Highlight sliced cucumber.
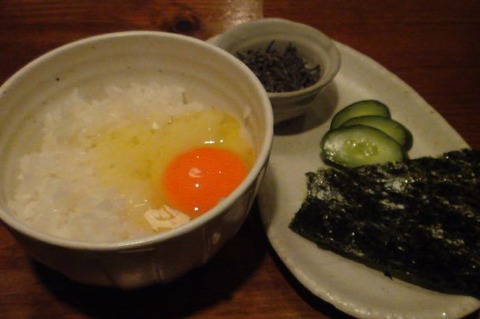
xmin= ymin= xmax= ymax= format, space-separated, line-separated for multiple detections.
xmin=321 ymin=125 xmax=405 ymax=168
xmin=341 ymin=116 xmax=413 ymax=150
xmin=330 ymin=100 xmax=391 ymax=129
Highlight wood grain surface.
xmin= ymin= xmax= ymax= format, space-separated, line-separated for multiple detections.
xmin=1 ymin=1 xmax=479 ymax=318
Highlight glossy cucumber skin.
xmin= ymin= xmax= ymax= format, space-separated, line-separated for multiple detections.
xmin=321 ymin=125 xmax=405 ymax=168
xmin=330 ymin=100 xmax=391 ymax=129
xmin=341 ymin=116 xmax=413 ymax=150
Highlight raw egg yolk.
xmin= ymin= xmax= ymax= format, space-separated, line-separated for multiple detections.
xmin=163 ymin=147 xmax=248 ymax=217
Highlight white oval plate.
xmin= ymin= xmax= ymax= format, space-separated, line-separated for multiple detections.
xmin=257 ymin=41 xmax=480 ymax=319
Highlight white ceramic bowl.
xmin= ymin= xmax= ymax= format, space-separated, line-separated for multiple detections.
xmin=209 ymin=18 xmax=341 ymax=124
xmin=0 ymin=31 xmax=273 ymax=289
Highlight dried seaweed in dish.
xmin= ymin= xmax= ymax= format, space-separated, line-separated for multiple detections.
xmin=289 ymin=149 xmax=480 ymax=298
xmin=236 ymin=41 xmax=320 ymax=93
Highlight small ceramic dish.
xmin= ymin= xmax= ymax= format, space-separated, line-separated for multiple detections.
xmin=209 ymin=18 xmax=341 ymax=124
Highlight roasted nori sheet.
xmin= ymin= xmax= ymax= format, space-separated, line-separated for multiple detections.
xmin=289 ymin=149 xmax=480 ymax=298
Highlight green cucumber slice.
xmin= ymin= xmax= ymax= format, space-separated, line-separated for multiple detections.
xmin=330 ymin=100 xmax=391 ymax=129
xmin=321 ymin=125 xmax=405 ymax=168
xmin=341 ymin=116 xmax=413 ymax=150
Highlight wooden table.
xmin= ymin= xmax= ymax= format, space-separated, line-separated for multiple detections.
xmin=1 ymin=1 xmax=479 ymax=318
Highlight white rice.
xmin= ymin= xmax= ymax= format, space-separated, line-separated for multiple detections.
xmin=8 ymin=83 xmax=207 ymax=243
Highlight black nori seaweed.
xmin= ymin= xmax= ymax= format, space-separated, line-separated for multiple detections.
xmin=289 ymin=149 xmax=480 ymax=298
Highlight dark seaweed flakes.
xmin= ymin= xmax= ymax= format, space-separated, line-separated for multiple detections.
xmin=236 ymin=41 xmax=320 ymax=93
xmin=289 ymin=149 xmax=480 ymax=298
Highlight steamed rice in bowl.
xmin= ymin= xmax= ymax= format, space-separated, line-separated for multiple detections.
xmin=8 ymin=82 xmax=256 ymax=243
xmin=0 ymin=31 xmax=273 ymax=287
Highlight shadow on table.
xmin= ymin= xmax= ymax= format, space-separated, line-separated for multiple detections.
xmin=28 ymin=204 xmax=480 ymax=319
xmin=30 ymin=207 xmax=267 ymax=319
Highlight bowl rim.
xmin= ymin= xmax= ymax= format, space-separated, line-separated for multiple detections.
xmin=0 ymin=30 xmax=274 ymax=251
xmin=208 ymin=18 xmax=342 ymax=99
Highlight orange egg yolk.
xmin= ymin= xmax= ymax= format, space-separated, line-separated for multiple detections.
xmin=163 ymin=147 xmax=248 ymax=218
